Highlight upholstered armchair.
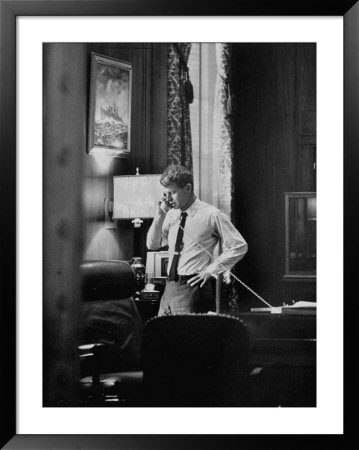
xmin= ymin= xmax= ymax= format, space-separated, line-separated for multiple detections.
xmin=141 ymin=313 xmax=250 ymax=407
xmin=78 ymin=260 xmax=144 ymax=406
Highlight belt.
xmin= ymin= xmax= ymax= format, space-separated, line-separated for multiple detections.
xmin=167 ymin=274 xmax=196 ymax=283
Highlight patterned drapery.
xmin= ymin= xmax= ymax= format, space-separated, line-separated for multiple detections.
xmin=215 ymin=43 xmax=233 ymax=218
xmin=172 ymin=43 xmax=239 ymax=314
xmin=214 ymin=43 xmax=241 ymax=315
xmin=167 ymin=43 xmax=193 ymax=170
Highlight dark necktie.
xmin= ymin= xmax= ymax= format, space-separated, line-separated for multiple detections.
xmin=168 ymin=211 xmax=187 ymax=281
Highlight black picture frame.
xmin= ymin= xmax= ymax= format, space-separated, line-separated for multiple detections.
xmin=1 ymin=0 xmax=356 ymax=448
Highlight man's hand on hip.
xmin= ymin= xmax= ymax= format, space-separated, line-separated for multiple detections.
xmin=187 ymin=271 xmax=212 ymax=288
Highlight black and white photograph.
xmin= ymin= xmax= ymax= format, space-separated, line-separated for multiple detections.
xmin=43 ymin=41 xmax=317 ymax=409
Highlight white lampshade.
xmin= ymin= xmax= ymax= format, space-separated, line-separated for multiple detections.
xmin=113 ymin=174 xmax=163 ymax=219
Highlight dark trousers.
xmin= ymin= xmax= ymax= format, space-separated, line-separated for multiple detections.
xmin=158 ymin=278 xmax=216 ymax=315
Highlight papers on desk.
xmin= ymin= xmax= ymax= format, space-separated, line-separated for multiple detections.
xmin=251 ymin=301 xmax=316 ymax=315
xmin=281 ymin=301 xmax=316 ymax=308
xmin=281 ymin=301 xmax=316 ymax=315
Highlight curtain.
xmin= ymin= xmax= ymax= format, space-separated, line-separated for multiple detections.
xmin=216 ymin=43 xmax=241 ymax=314
xmin=214 ymin=43 xmax=233 ymax=218
xmin=189 ymin=43 xmax=239 ymax=314
xmin=167 ymin=43 xmax=193 ymax=170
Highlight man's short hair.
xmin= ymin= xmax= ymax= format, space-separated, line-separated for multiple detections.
xmin=160 ymin=164 xmax=194 ymax=189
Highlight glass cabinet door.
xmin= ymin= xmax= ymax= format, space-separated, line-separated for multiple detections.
xmin=285 ymin=192 xmax=316 ymax=276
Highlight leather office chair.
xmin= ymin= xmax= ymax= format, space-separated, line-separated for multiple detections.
xmin=79 ymin=260 xmax=144 ymax=406
xmin=141 ymin=313 xmax=250 ymax=407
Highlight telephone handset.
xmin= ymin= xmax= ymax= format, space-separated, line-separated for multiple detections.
xmin=160 ymin=193 xmax=175 ymax=213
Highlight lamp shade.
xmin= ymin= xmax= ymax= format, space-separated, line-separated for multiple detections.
xmin=113 ymin=174 xmax=163 ymax=219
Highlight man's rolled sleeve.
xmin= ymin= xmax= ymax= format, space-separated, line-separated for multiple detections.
xmin=206 ymin=211 xmax=248 ymax=277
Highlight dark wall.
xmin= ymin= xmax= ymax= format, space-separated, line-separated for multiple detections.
xmin=80 ymin=43 xmax=168 ymax=262
xmin=231 ymin=43 xmax=316 ymax=307
xmin=44 ymin=43 xmax=167 ymax=265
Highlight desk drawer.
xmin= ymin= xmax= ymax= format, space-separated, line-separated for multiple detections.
xmin=237 ymin=312 xmax=316 ymax=339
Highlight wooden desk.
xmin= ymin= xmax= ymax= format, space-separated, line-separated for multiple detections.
xmin=237 ymin=311 xmax=316 ymax=366
xmin=236 ymin=311 xmax=316 ymax=406
xmin=237 ymin=311 xmax=316 ymax=339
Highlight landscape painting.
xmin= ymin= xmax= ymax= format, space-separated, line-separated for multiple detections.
xmin=88 ymin=53 xmax=132 ymax=158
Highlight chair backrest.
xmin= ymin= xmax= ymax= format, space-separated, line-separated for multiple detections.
xmin=141 ymin=314 xmax=250 ymax=407
xmin=80 ymin=260 xmax=136 ymax=301
xmin=80 ymin=260 xmax=142 ymax=373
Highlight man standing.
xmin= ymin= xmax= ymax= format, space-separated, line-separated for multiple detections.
xmin=146 ymin=164 xmax=248 ymax=315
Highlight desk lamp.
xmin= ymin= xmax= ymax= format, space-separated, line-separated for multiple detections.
xmin=113 ymin=167 xmax=162 ymax=261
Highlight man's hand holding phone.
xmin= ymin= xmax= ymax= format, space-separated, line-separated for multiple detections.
xmin=158 ymin=197 xmax=173 ymax=214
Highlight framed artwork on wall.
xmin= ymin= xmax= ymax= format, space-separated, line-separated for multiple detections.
xmin=88 ymin=52 xmax=132 ymax=158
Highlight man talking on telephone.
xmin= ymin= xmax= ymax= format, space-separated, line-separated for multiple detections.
xmin=146 ymin=164 xmax=248 ymax=315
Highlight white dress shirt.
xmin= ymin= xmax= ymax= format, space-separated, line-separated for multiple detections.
xmin=148 ymin=198 xmax=248 ymax=278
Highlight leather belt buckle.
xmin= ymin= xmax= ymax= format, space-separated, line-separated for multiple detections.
xmin=178 ymin=274 xmax=195 ymax=283
xmin=167 ymin=274 xmax=196 ymax=283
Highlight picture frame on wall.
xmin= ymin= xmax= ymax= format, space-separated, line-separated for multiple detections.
xmin=88 ymin=52 xmax=132 ymax=158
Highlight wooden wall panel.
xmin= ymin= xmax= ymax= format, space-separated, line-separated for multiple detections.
xmin=82 ymin=43 xmax=168 ymax=262
xmin=150 ymin=44 xmax=168 ymax=174
xmin=231 ymin=44 xmax=316 ymax=307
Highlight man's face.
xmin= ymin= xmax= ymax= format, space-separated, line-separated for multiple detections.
xmin=162 ymin=183 xmax=192 ymax=210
